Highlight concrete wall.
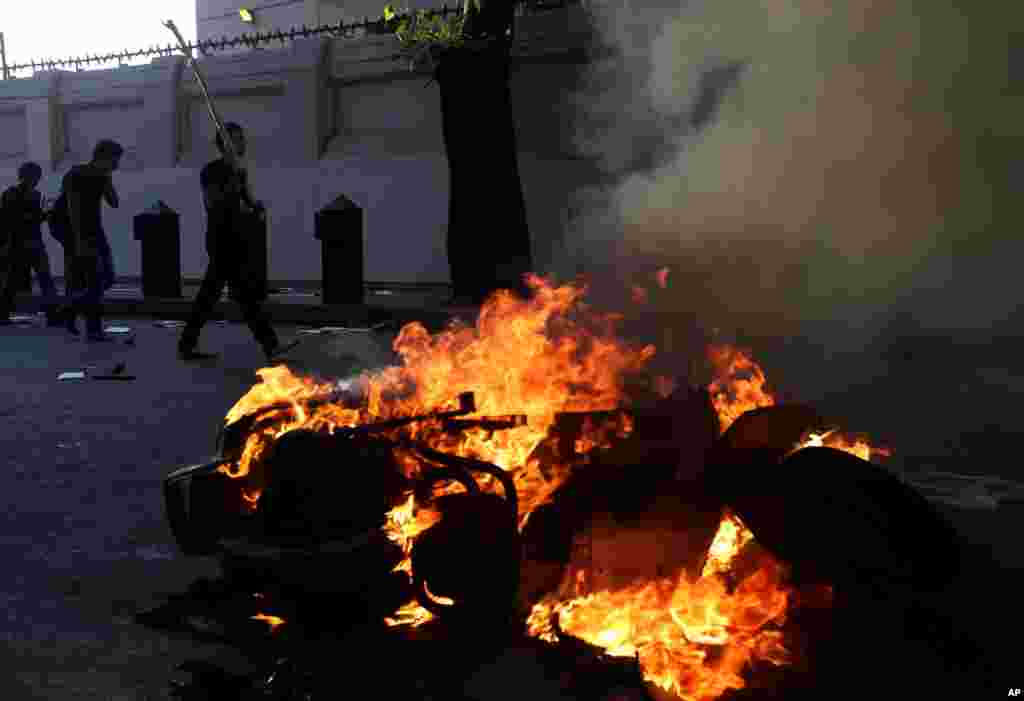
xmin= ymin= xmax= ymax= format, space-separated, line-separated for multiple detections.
xmin=197 ymin=0 xmax=313 ymax=49
xmin=0 ymin=6 xmax=603 ymax=286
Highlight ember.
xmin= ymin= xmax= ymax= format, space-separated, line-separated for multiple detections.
xmin=527 ymin=511 xmax=791 ymax=700
xmin=251 ymin=612 xmax=286 ymax=632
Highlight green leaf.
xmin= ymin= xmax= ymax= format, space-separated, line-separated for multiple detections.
xmin=383 ymin=4 xmax=397 ymax=22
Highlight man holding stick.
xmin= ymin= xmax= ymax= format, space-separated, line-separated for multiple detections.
xmin=162 ymin=20 xmax=297 ymax=364
xmin=177 ymin=122 xmax=299 ymax=363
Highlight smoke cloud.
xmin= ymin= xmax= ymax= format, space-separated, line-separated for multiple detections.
xmin=564 ymin=0 xmax=1021 ymax=341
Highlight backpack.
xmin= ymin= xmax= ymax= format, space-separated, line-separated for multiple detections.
xmin=48 ymin=191 xmax=70 ymax=245
xmin=0 ymin=185 xmax=19 ymax=251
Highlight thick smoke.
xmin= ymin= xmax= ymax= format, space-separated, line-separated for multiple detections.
xmin=564 ymin=0 xmax=1020 ymax=342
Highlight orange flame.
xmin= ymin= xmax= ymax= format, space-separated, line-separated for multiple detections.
xmin=527 ymin=512 xmax=791 ymax=700
xmin=706 ymin=345 xmax=776 ymax=434
xmin=384 ymin=600 xmax=436 ymax=628
xmin=706 ymin=345 xmax=890 ymax=462
xmin=251 ymin=613 xmax=286 ymax=632
xmin=700 ymin=511 xmax=755 ymax=579
xmin=222 ymin=276 xmax=657 ymax=517
xmin=221 ymin=277 xmax=661 ymax=625
xmin=217 ymin=280 xmax=886 ymax=683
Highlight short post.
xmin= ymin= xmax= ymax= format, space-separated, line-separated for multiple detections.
xmin=314 ymin=194 xmax=364 ymax=305
xmin=133 ymin=202 xmax=183 ymax=298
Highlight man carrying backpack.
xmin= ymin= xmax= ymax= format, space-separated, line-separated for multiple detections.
xmin=0 ymin=162 xmax=61 ymax=326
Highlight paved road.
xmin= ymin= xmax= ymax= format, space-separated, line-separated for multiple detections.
xmin=1 ymin=315 xmax=1021 ymax=697
xmin=0 ymin=318 xmax=396 ymax=699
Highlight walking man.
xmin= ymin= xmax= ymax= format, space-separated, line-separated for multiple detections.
xmin=178 ymin=122 xmax=298 ymax=363
xmin=0 ymin=162 xmax=61 ymax=325
xmin=60 ymin=139 xmax=123 ymax=341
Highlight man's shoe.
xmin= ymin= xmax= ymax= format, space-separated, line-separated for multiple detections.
xmin=45 ymin=308 xmax=67 ymax=327
xmin=179 ymin=347 xmax=220 ymax=362
xmin=264 ymin=339 xmax=301 ymax=364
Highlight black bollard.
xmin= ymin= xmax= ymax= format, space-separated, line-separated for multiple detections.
xmin=133 ymin=202 xmax=182 ymax=298
xmin=314 ymin=194 xmax=364 ymax=305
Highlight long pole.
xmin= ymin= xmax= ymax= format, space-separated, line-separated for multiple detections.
xmin=162 ymin=20 xmax=239 ymax=167
xmin=0 ymin=32 xmax=9 ymax=80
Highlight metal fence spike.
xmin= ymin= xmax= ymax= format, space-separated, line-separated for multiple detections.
xmin=14 ymin=0 xmax=567 ymax=69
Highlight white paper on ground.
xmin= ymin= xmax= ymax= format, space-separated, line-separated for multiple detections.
xmin=104 ymin=326 xmax=133 ymax=334
xmin=58 ymin=372 xmax=87 ymax=381
xmin=154 ymin=320 xmax=186 ymax=328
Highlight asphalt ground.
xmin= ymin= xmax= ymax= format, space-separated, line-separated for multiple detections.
xmin=0 ymin=318 xmax=398 ymax=699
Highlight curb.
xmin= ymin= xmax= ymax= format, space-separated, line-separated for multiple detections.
xmin=13 ymin=293 xmax=479 ymax=332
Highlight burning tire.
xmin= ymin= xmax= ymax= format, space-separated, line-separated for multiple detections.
xmin=711 ymin=446 xmax=1000 ymax=695
xmin=707 ymin=403 xmax=824 ymax=469
xmin=164 ymin=460 xmax=251 ymax=556
xmin=408 ymin=456 xmax=521 ymax=625
xmin=411 ymin=493 xmax=521 ymax=618
xmin=720 ymin=446 xmax=966 ymax=592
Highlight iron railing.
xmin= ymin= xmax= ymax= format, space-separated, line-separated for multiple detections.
xmin=2 ymin=1 xmax=581 ymax=77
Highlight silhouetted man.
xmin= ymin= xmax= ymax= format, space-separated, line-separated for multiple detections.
xmin=59 ymin=139 xmax=123 ymax=341
xmin=0 ymin=162 xmax=60 ymax=325
xmin=178 ymin=122 xmax=298 ymax=363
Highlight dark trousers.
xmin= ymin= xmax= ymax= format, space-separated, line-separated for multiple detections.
xmin=179 ymin=250 xmax=278 ymax=353
xmin=66 ymin=235 xmax=114 ymax=335
xmin=1 ymin=239 xmax=59 ymax=318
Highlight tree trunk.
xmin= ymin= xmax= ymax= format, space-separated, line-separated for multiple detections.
xmin=436 ymin=42 xmax=533 ymax=302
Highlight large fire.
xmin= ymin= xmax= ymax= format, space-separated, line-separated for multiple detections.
xmin=222 ymin=275 xmax=657 ymax=511
xmin=219 ymin=275 xmax=887 ymax=699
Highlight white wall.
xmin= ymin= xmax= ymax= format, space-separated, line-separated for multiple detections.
xmin=0 ymin=5 xmax=601 ymax=286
